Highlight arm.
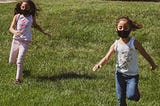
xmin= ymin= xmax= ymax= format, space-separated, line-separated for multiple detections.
xmin=32 ymin=16 xmax=51 ymax=38
xmin=9 ymin=15 xmax=22 ymax=36
xmin=134 ymin=39 xmax=157 ymax=70
xmin=92 ymin=43 xmax=115 ymax=71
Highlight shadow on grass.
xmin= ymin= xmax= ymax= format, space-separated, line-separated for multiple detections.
xmin=35 ymin=72 xmax=96 ymax=82
xmin=23 ymin=70 xmax=31 ymax=78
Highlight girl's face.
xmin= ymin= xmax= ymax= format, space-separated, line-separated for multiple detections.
xmin=117 ymin=20 xmax=130 ymax=31
xmin=116 ymin=19 xmax=131 ymax=38
xmin=20 ymin=2 xmax=30 ymax=10
xmin=20 ymin=2 xmax=31 ymax=16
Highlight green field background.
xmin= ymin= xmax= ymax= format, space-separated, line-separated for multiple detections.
xmin=0 ymin=0 xmax=160 ymax=106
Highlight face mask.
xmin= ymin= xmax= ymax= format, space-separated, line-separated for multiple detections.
xmin=117 ymin=30 xmax=131 ymax=38
xmin=20 ymin=9 xmax=31 ymax=15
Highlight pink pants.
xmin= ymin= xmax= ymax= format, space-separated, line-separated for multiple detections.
xmin=9 ymin=39 xmax=29 ymax=80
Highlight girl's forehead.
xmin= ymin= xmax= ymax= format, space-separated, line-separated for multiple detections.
xmin=21 ymin=2 xmax=30 ymax=9
xmin=118 ymin=20 xmax=129 ymax=26
xmin=21 ymin=2 xmax=29 ymax=6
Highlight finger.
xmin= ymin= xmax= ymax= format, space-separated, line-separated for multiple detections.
xmin=92 ymin=67 xmax=97 ymax=71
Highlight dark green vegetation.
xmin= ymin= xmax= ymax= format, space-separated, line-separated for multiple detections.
xmin=0 ymin=0 xmax=160 ymax=106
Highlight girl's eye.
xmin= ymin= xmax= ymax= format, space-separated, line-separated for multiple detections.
xmin=118 ymin=26 xmax=122 ymax=29
xmin=124 ymin=27 xmax=130 ymax=31
xmin=21 ymin=6 xmax=25 ymax=8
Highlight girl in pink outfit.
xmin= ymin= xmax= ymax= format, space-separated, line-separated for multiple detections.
xmin=9 ymin=0 xmax=51 ymax=84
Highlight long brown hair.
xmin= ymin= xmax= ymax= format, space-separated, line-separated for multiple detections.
xmin=14 ymin=0 xmax=39 ymax=17
xmin=116 ymin=16 xmax=143 ymax=31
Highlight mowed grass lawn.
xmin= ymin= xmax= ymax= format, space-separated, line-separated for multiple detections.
xmin=0 ymin=0 xmax=160 ymax=106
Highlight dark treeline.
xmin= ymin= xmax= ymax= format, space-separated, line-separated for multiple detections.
xmin=106 ymin=0 xmax=160 ymax=2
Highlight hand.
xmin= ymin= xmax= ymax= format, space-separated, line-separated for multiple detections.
xmin=44 ymin=32 xmax=52 ymax=39
xmin=151 ymin=64 xmax=158 ymax=70
xmin=15 ymin=31 xmax=23 ymax=36
xmin=92 ymin=64 xmax=101 ymax=72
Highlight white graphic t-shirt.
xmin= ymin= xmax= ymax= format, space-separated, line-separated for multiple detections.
xmin=114 ymin=37 xmax=138 ymax=76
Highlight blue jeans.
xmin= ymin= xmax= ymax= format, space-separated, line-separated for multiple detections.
xmin=116 ymin=72 xmax=140 ymax=106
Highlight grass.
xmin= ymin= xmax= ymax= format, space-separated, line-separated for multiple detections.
xmin=0 ymin=0 xmax=160 ymax=106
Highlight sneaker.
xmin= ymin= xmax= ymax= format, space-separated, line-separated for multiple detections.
xmin=15 ymin=79 xmax=22 ymax=84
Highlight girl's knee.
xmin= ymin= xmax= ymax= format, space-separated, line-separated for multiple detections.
xmin=127 ymin=93 xmax=140 ymax=102
xmin=16 ymin=58 xmax=23 ymax=64
xmin=127 ymin=94 xmax=135 ymax=100
xmin=9 ymin=60 xmax=16 ymax=64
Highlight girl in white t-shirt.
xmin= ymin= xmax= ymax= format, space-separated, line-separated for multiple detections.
xmin=92 ymin=16 xmax=157 ymax=106
xmin=9 ymin=0 xmax=51 ymax=84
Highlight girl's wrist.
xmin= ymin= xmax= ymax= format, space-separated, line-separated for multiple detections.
xmin=97 ymin=64 xmax=102 ymax=68
xmin=14 ymin=31 xmax=17 ymax=35
xmin=151 ymin=62 xmax=156 ymax=67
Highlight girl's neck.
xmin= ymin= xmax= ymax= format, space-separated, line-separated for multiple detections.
xmin=120 ymin=37 xmax=131 ymax=43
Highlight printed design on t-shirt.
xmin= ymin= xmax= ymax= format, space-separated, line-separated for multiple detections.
xmin=18 ymin=16 xmax=30 ymax=35
xmin=118 ymin=47 xmax=133 ymax=71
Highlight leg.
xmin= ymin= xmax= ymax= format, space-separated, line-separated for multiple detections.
xmin=116 ymin=72 xmax=127 ymax=106
xmin=126 ymin=75 xmax=140 ymax=102
xmin=9 ymin=39 xmax=19 ymax=64
xmin=16 ymin=41 xmax=29 ymax=81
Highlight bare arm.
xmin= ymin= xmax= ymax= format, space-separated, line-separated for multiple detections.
xmin=92 ymin=43 xmax=115 ymax=71
xmin=32 ymin=16 xmax=51 ymax=38
xmin=9 ymin=15 xmax=22 ymax=36
xmin=134 ymin=39 xmax=157 ymax=70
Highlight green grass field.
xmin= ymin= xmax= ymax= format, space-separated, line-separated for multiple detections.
xmin=0 ymin=0 xmax=160 ymax=106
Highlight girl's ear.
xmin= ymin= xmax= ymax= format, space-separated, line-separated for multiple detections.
xmin=116 ymin=27 xmax=118 ymax=31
